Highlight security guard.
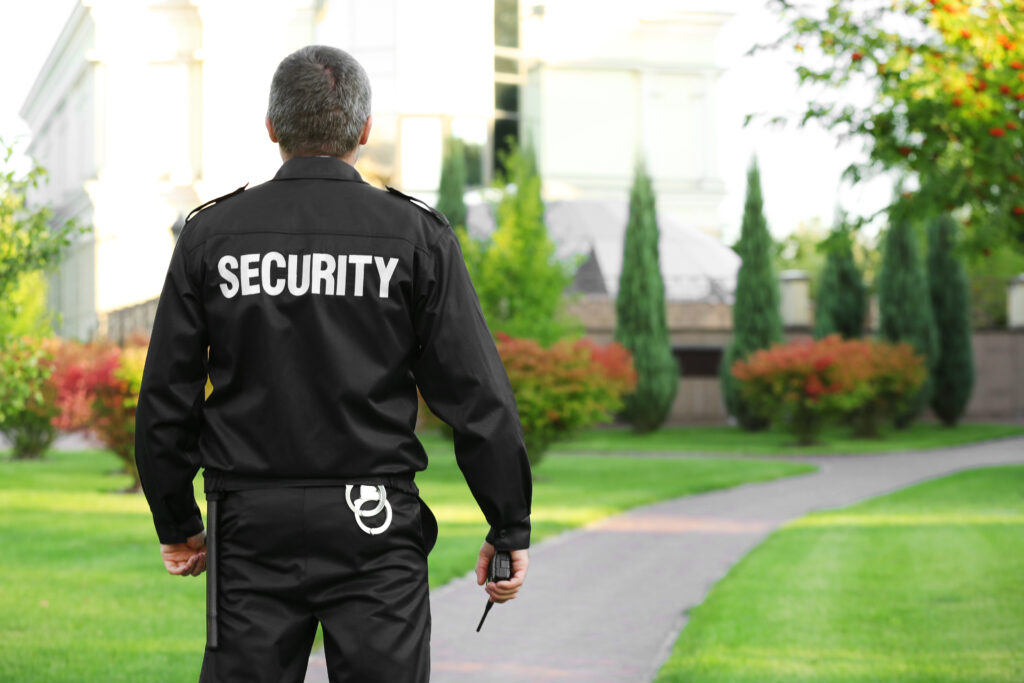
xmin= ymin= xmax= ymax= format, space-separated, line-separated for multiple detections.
xmin=134 ymin=45 xmax=532 ymax=682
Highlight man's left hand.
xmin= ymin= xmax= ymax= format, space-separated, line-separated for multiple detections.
xmin=160 ymin=531 xmax=207 ymax=577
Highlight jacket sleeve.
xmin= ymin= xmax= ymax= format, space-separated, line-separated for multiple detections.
xmin=134 ymin=224 xmax=208 ymax=545
xmin=412 ymin=227 xmax=533 ymax=551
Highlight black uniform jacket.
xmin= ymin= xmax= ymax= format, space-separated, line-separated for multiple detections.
xmin=134 ymin=155 xmax=532 ymax=551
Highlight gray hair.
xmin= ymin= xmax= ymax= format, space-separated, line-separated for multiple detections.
xmin=267 ymin=45 xmax=372 ymax=157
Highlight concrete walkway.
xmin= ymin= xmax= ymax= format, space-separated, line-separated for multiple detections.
xmin=300 ymin=437 xmax=1024 ymax=682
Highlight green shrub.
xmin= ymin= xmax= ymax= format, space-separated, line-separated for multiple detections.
xmin=0 ymin=335 xmax=58 ymax=459
xmin=814 ymin=229 xmax=867 ymax=339
xmin=615 ymin=159 xmax=677 ymax=432
xmin=460 ymin=145 xmax=581 ymax=345
xmin=877 ymin=211 xmax=937 ymax=427
xmin=437 ymin=136 xmax=467 ymax=231
xmin=722 ymin=156 xmax=783 ymax=430
xmin=927 ymin=214 xmax=974 ymax=425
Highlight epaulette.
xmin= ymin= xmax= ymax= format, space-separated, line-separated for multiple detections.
xmin=185 ymin=184 xmax=248 ymax=224
xmin=385 ymin=185 xmax=450 ymax=227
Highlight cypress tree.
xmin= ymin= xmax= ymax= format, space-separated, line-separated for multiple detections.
xmin=877 ymin=208 xmax=937 ymax=427
xmin=927 ymin=213 xmax=974 ymax=425
xmin=436 ymin=137 xmax=467 ymax=230
xmin=614 ymin=159 xmax=678 ymax=432
xmin=721 ymin=156 xmax=783 ymax=430
xmin=814 ymin=223 xmax=867 ymax=339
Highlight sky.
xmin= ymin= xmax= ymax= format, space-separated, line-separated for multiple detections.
xmin=0 ymin=0 xmax=896 ymax=245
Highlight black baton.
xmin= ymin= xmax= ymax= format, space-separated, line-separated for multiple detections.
xmin=206 ymin=492 xmax=223 ymax=650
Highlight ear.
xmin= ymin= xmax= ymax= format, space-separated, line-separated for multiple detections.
xmin=266 ymin=116 xmax=278 ymax=143
xmin=359 ymin=115 xmax=372 ymax=146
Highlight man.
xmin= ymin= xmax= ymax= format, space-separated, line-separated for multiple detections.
xmin=134 ymin=45 xmax=532 ymax=683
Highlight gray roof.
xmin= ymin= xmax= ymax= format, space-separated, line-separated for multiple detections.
xmin=466 ymin=198 xmax=739 ymax=302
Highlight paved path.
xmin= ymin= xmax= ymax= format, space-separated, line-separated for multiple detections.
xmin=298 ymin=437 xmax=1024 ymax=682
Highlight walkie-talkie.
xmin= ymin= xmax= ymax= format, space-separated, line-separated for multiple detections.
xmin=476 ymin=550 xmax=512 ymax=632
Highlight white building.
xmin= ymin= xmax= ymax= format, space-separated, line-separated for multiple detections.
xmin=22 ymin=0 xmax=736 ymax=341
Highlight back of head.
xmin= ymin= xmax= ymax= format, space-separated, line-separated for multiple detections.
xmin=267 ymin=45 xmax=372 ymax=158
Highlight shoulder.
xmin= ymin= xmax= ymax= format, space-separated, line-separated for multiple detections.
xmin=382 ymin=185 xmax=452 ymax=236
xmin=185 ymin=183 xmax=248 ymax=224
xmin=178 ymin=183 xmax=249 ymax=250
xmin=361 ymin=184 xmax=455 ymax=252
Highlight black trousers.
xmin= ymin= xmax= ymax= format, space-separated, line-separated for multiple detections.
xmin=198 ymin=483 xmax=434 ymax=683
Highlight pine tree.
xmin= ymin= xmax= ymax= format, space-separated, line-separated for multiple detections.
xmin=614 ymin=160 xmax=678 ymax=432
xmin=927 ymin=213 xmax=974 ymax=425
xmin=436 ymin=137 xmax=467 ymax=231
xmin=468 ymin=145 xmax=580 ymax=345
xmin=814 ymin=218 xmax=867 ymax=339
xmin=721 ymin=156 xmax=783 ymax=430
xmin=877 ymin=206 xmax=937 ymax=427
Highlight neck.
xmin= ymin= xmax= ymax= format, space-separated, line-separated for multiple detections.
xmin=280 ymin=149 xmax=358 ymax=166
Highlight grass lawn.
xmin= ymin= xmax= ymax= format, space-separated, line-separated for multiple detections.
xmin=656 ymin=465 xmax=1024 ymax=682
xmin=0 ymin=444 xmax=811 ymax=682
xmin=556 ymin=421 xmax=1024 ymax=456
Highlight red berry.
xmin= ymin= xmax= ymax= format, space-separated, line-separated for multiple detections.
xmin=1008 ymin=122 xmax=1020 ymax=130
xmin=898 ymin=146 xmax=912 ymax=156
xmin=960 ymin=29 xmax=971 ymax=39
xmin=990 ymin=127 xmax=1006 ymax=137
xmin=953 ymin=97 xmax=963 ymax=106
xmin=1012 ymin=61 xmax=1024 ymax=70
xmin=852 ymin=52 xmax=863 ymax=61
xmin=1014 ymin=206 xmax=1024 ymax=215
xmin=1001 ymin=84 xmax=1012 ymax=94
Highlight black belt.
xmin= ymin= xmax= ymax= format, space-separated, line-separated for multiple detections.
xmin=203 ymin=469 xmax=420 ymax=495
xmin=201 ymin=469 xmax=429 ymax=650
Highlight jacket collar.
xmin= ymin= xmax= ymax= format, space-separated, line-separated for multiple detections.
xmin=272 ymin=155 xmax=365 ymax=183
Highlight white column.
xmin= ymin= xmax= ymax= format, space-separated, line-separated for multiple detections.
xmin=1009 ymin=274 xmax=1024 ymax=329
xmin=702 ymin=67 xmax=717 ymax=181
xmin=780 ymin=269 xmax=812 ymax=328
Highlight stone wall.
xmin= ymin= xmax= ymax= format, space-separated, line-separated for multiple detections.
xmin=107 ymin=291 xmax=1024 ymax=423
xmin=568 ymin=295 xmax=1024 ymax=423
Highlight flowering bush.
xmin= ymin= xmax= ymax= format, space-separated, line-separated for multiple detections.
xmin=830 ymin=339 xmax=927 ymax=437
xmin=0 ymin=335 xmax=59 ymax=459
xmin=494 ymin=334 xmax=636 ymax=466
xmin=89 ymin=342 xmax=148 ymax=491
xmin=732 ymin=336 xmax=848 ymax=445
xmin=46 ymin=335 xmax=150 ymax=489
xmin=418 ymin=335 xmax=637 ymax=466
xmin=732 ymin=335 xmax=925 ymax=445
xmin=48 ymin=339 xmax=119 ymax=432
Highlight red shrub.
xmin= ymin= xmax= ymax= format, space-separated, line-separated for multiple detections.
xmin=417 ymin=335 xmax=637 ymax=467
xmin=732 ymin=335 xmax=925 ymax=444
xmin=46 ymin=337 xmax=149 ymax=489
xmin=494 ymin=334 xmax=636 ymax=466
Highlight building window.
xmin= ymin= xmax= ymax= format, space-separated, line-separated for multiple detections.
xmin=495 ymin=82 xmax=519 ymax=114
xmin=493 ymin=0 xmax=522 ymax=177
xmin=672 ymin=346 xmax=724 ymax=378
xmin=494 ymin=0 xmax=519 ymax=48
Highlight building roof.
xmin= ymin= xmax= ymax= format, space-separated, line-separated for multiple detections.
xmin=466 ymin=198 xmax=739 ymax=302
